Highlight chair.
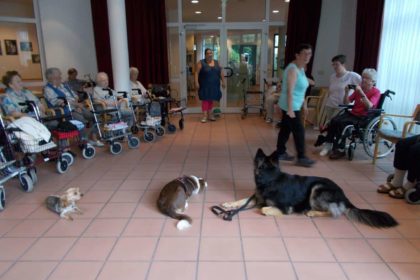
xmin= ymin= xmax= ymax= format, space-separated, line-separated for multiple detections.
xmin=372 ymin=104 xmax=420 ymax=164
xmin=303 ymin=87 xmax=328 ymax=128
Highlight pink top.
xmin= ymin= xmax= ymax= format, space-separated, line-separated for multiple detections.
xmin=349 ymin=86 xmax=381 ymax=116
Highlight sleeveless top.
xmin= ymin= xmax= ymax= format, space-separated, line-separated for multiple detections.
xmin=279 ymin=63 xmax=309 ymax=111
xmin=198 ymin=59 xmax=222 ymax=101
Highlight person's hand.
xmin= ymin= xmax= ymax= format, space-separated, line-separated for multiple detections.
xmin=355 ymin=85 xmax=363 ymax=93
xmin=57 ymin=99 xmax=65 ymax=106
xmin=221 ymin=82 xmax=226 ymax=89
xmin=287 ymin=109 xmax=296 ymax=118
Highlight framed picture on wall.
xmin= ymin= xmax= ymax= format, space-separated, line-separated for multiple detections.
xmin=5 ymin=40 xmax=18 ymax=55
xmin=31 ymin=54 xmax=40 ymax=63
xmin=20 ymin=41 xmax=33 ymax=52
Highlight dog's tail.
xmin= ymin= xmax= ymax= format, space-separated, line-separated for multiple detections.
xmin=345 ymin=202 xmax=398 ymax=228
xmin=165 ymin=209 xmax=193 ymax=230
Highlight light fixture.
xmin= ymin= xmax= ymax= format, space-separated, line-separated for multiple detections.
xmin=285 ymin=0 xmax=290 ymax=2
xmin=191 ymin=0 xmax=199 ymax=3
xmin=272 ymin=10 xmax=279 ymax=13
xmin=195 ymin=11 xmax=202 ymax=14
xmin=217 ymin=16 xmax=222 ymax=20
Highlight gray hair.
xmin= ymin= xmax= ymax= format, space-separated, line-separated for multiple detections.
xmin=362 ymin=68 xmax=377 ymax=83
xmin=129 ymin=67 xmax=139 ymax=74
xmin=45 ymin=67 xmax=61 ymax=81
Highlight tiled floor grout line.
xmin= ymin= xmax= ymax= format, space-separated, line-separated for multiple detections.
xmin=226 ymin=115 xmax=249 ymax=280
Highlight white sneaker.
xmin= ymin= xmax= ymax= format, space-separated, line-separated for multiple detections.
xmin=319 ymin=143 xmax=332 ymax=156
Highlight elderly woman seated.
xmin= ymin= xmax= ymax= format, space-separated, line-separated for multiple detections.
xmin=43 ymin=67 xmax=104 ymax=147
xmin=1 ymin=70 xmax=59 ymax=129
xmin=319 ymin=68 xmax=381 ymax=159
xmin=93 ymin=72 xmax=133 ymax=126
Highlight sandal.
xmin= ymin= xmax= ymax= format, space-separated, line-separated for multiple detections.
xmin=377 ymin=182 xmax=398 ymax=194
xmin=389 ymin=187 xmax=406 ymax=199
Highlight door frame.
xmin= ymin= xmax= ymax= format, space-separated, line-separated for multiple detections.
xmin=180 ymin=23 xmax=268 ymax=113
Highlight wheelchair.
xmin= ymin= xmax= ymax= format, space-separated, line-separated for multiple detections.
xmin=385 ymin=174 xmax=420 ymax=204
xmin=320 ymin=90 xmax=397 ymax=161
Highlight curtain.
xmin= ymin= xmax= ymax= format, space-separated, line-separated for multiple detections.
xmin=125 ymin=0 xmax=169 ymax=85
xmin=376 ymin=0 xmax=420 ymax=133
xmin=284 ymin=0 xmax=322 ymax=74
xmin=353 ymin=0 xmax=384 ymax=74
xmin=90 ymin=0 xmax=169 ymax=86
xmin=90 ymin=0 xmax=113 ymax=87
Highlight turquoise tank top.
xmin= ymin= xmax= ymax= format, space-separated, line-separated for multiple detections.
xmin=279 ymin=63 xmax=309 ymax=111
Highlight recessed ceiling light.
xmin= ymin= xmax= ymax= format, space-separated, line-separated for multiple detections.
xmin=262 ymin=19 xmax=266 ymax=22
xmin=285 ymin=0 xmax=290 ymax=2
xmin=272 ymin=10 xmax=280 ymax=13
xmin=195 ymin=11 xmax=202 ymax=14
xmin=217 ymin=16 xmax=222 ymax=20
xmin=191 ymin=0 xmax=199 ymax=3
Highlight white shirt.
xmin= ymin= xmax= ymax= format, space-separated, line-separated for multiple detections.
xmin=130 ymin=80 xmax=147 ymax=96
xmin=326 ymin=71 xmax=361 ymax=108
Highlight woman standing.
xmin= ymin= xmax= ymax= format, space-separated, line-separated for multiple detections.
xmin=195 ymin=48 xmax=225 ymax=123
xmin=276 ymin=44 xmax=315 ymax=167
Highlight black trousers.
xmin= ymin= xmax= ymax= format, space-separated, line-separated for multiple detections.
xmin=325 ymin=111 xmax=363 ymax=150
xmin=276 ymin=110 xmax=306 ymax=158
xmin=394 ymin=135 xmax=420 ymax=182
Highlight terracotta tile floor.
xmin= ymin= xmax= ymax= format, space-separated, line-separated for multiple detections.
xmin=0 ymin=114 xmax=419 ymax=280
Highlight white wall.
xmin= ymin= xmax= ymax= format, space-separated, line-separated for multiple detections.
xmin=38 ymin=0 xmax=97 ymax=79
xmin=312 ymin=0 xmax=357 ymax=87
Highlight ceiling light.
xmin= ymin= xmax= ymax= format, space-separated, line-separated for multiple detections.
xmin=272 ymin=10 xmax=279 ymax=13
xmin=191 ymin=0 xmax=199 ymax=3
xmin=285 ymin=0 xmax=290 ymax=2
xmin=217 ymin=16 xmax=222 ymax=20
xmin=195 ymin=11 xmax=202 ymax=14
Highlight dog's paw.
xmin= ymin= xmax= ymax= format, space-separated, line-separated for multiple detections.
xmin=305 ymin=210 xmax=331 ymax=217
xmin=261 ymin=206 xmax=283 ymax=217
xmin=177 ymin=219 xmax=191 ymax=231
xmin=221 ymin=201 xmax=236 ymax=209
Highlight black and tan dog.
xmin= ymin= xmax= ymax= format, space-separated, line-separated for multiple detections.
xmin=222 ymin=149 xmax=398 ymax=228
xmin=158 ymin=175 xmax=207 ymax=230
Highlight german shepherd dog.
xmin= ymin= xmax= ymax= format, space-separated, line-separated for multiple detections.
xmin=222 ymin=149 xmax=398 ymax=228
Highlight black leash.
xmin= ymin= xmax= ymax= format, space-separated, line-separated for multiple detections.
xmin=211 ymin=194 xmax=256 ymax=221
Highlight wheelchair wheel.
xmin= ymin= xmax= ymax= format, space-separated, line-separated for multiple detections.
xmin=405 ymin=185 xmax=420 ymax=204
xmin=128 ymin=136 xmax=140 ymax=149
xmin=19 ymin=174 xmax=34 ymax=192
xmin=143 ymin=131 xmax=155 ymax=142
xmin=61 ymin=152 xmax=74 ymax=166
xmin=0 ymin=186 xmax=5 ymax=211
xmin=56 ymin=159 xmax=69 ymax=174
xmin=82 ymin=145 xmax=96 ymax=159
xmin=156 ymin=126 xmax=166 ymax=136
xmin=110 ymin=142 xmax=123 ymax=155
xmin=363 ymin=116 xmax=397 ymax=158
xmin=28 ymin=167 xmax=38 ymax=185
xmin=347 ymin=142 xmax=356 ymax=161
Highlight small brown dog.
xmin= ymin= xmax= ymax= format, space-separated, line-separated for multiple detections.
xmin=157 ymin=175 xmax=207 ymax=230
xmin=46 ymin=187 xmax=83 ymax=220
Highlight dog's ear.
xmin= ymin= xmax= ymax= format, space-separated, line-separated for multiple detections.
xmin=268 ymin=150 xmax=279 ymax=166
xmin=254 ymin=149 xmax=266 ymax=169
xmin=255 ymin=148 xmax=266 ymax=159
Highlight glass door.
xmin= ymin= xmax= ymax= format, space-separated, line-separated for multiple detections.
xmin=226 ymin=29 xmax=262 ymax=109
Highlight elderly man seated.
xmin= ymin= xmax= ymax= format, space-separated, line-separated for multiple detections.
xmin=319 ymin=68 xmax=381 ymax=159
xmin=129 ymin=67 xmax=149 ymax=105
xmin=43 ymin=67 xmax=104 ymax=147
xmin=93 ymin=72 xmax=133 ymax=126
